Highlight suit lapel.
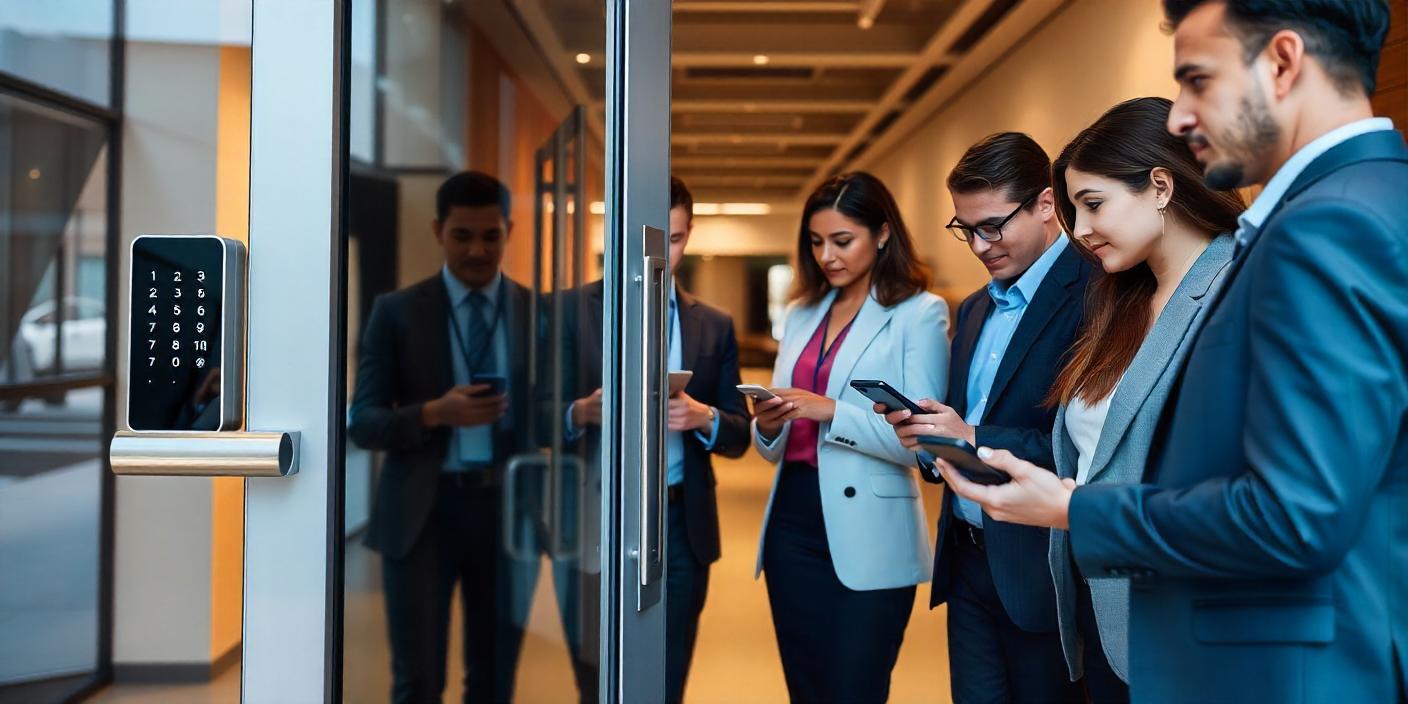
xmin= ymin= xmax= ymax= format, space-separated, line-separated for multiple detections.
xmin=948 ymin=293 xmax=991 ymax=415
xmin=505 ymin=277 xmax=531 ymax=386
xmin=677 ymin=288 xmax=704 ymax=373
xmin=825 ymin=293 xmax=894 ymax=398
xmin=1085 ymin=237 xmax=1232 ymax=482
xmin=419 ymin=275 xmax=454 ymax=392
xmin=775 ymin=290 xmax=835 ymax=387
xmin=985 ymin=247 xmax=1079 ymax=409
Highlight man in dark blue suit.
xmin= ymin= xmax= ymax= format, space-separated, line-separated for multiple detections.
xmin=883 ymin=133 xmax=1093 ymax=703
xmin=349 ymin=172 xmax=536 ymax=703
xmin=563 ymin=177 xmax=751 ymax=704
xmin=935 ymin=2 xmax=1408 ymax=702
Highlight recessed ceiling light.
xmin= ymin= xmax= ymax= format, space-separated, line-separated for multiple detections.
xmin=858 ymin=16 xmax=875 ymax=29
xmin=752 ymin=55 xmax=770 ymax=66
xmin=576 ymin=53 xmax=591 ymax=64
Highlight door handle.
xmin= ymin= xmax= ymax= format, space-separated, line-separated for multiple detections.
xmin=502 ymin=451 xmax=550 ymax=562
xmin=548 ymin=454 xmax=584 ymax=560
xmin=638 ymin=252 xmax=668 ymax=595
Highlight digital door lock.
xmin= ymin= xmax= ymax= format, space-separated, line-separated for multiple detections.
xmin=110 ymin=235 xmax=298 ymax=477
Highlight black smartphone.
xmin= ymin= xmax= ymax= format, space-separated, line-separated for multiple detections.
xmin=917 ymin=435 xmax=1011 ymax=486
xmin=470 ymin=373 xmax=507 ymax=395
xmin=850 ymin=379 xmax=926 ymax=415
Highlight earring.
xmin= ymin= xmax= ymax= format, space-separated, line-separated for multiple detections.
xmin=878 ymin=242 xmax=887 ymax=251
xmin=1158 ymin=206 xmax=1167 ymax=236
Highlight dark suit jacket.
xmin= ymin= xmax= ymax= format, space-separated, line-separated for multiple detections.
xmin=349 ymin=272 xmax=536 ymax=559
xmin=929 ymin=244 xmax=1095 ymax=633
xmin=563 ymin=280 xmax=750 ymax=566
xmin=1069 ymin=130 xmax=1408 ymax=703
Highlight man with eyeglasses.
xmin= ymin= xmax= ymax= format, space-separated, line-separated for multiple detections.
xmin=880 ymin=132 xmax=1093 ymax=702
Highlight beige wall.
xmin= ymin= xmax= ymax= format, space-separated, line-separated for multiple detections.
xmin=116 ymin=41 xmax=221 ymax=667
xmin=863 ymin=0 xmax=1176 ymax=302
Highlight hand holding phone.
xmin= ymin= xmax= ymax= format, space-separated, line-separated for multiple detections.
xmin=739 ymin=384 xmax=791 ymax=438
xmin=669 ymin=370 xmax=694 ymax=396
xmin=849 ymin=379 xmax=926 ymax=414
xmin=736 ymin=384 xmax=777 ymax=402
xmin=470 ymin=373 xmax=507 ymax=395
xmin=916 ymin=436 xmax=1010 ymax=485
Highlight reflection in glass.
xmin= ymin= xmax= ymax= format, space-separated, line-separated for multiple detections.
xmin=0 ymin=92 xmax=108 ymax=693
xmin=0 ymin=0 xmax=114 ymax=105
xmin=342 ymin=2 xmax=606 ymax=701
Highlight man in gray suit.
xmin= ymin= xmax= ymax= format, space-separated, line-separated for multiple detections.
xmin=934 ymin=2 xmax=1408 ymax=702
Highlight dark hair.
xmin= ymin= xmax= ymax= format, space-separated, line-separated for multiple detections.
xmin=947 ymin=132 xmax=1052 ymax=206
xmin=791 ymin=172 xmax=930 ymax=307
xmin=1048 ymin=97 xmax=1245 ymax=406
xmin=436 ymin=170 xmax=511 ymax=222
xmin=1163 ymin=0 xmax=1390 ymax=95
xmin=670 ymin=176 xmax=694 ymax=223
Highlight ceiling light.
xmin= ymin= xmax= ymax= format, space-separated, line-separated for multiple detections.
xmin=576 ymin=53 xmax=591 ymax=64
xmin=589 ymin=201 xmax=606 ymax=215
xmin=721 ymin=203 xmax=772 ymax=216
xmin=752 ymin=55 xmax=770 ymax=66
xmin=858 ymin=16 xmax=875 ymax=29
xmin=28 ymin=168 xmax=41 ymax=180
xmin=692 ymin=203 xmax=772 ymax=216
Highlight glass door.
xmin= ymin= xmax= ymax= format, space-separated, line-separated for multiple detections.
xmin=241 ymin=0 xmax=670 ymax=701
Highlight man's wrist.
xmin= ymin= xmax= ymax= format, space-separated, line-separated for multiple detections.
xmin=698 ymin=404 xmax=716 ymax=431
xmin=421 ymin=400 xmax=440 ymax=428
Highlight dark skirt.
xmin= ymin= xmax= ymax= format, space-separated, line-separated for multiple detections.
xmin=762 ymin=461 xmax=916 ymax=704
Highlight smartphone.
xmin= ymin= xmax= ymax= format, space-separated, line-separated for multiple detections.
xmin=850 ymin=379 xmax=926 ymax=415
xmin=470 ymin=373 xmax=507 ymax=395
xmin=917 ymin=435 xmax=1011 ymax=486
xmin=669 ymin=370 xmax=694 ymax=396
xmin=736 ymin=384 xmax=778 ymax=402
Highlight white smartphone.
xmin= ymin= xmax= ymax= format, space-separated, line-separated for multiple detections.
xmin=668 ymin=370 xmax=693 ymax=395
xmin=736 ymin=384 xmax=778 ymax=402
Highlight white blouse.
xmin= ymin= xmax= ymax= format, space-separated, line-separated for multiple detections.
xmin=1064 ymin=378 xmax=1122 ymax=485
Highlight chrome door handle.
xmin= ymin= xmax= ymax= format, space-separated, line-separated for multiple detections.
xmin=638 ymin=252 xmax=667 ymax=593
xmin=502 ymin=451 xmax=550 ymax=562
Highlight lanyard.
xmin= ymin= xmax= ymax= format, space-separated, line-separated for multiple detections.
xmin=447 ymin=277 xmax=506 ymax=375
xmin=813 ymin=305 xmax=857 ymax=392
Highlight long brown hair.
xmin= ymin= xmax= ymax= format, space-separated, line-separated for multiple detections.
xmin=1047 ymin=97 xmax=1244 ymax=406
xmin=790 ymin=172 xmax=930 ymax=307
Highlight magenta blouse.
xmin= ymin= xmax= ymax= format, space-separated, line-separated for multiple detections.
xmin=783 ymin=310 xmax=854 ymax=466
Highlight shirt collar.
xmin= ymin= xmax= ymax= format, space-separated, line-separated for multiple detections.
xmin=441 ymin=265 xmax=502 ymax=308
xmin=988 ymin=234 xmax=1068 ymax=309
xmin=1237 ymin=117 xmax=1396 ymax=242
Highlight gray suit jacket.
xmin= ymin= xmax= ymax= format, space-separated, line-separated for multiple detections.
xmin=1048 ymin=235 xmax=1234 ymax=681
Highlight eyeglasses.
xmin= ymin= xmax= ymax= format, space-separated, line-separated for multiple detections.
xmin=946 ymin=193 xmax=1037 ymax=243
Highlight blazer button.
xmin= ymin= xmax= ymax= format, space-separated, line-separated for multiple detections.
xmin=844 ymin=486 xmax=856 ymax=498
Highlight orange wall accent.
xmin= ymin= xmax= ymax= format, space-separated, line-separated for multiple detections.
xmin=211 ymin=44 xmax=251 ymax=662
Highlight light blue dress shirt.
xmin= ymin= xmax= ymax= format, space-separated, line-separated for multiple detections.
xmin=443 ymin=266 xmax=510 ymax=470
xmin=1234 ymin=117 xmax=1396 ymax=248
xmin=956 ymin=235 xmax=1069 ymax=526
xmin=566 ymin=286 xmax=720 ymax=486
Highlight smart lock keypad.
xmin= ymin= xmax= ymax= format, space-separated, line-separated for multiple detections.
xmin=128 ymin=237 xmax=230 ymax=431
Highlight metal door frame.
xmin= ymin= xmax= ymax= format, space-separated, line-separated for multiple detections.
xmin=239 ymin=1 xmax=671 ymax=701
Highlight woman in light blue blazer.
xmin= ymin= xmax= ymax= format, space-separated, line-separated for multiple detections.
xmin=1036 ymin=98 xmax=1246 ymax=702
xmin=750 ymin=172 xmax=948 ymax=704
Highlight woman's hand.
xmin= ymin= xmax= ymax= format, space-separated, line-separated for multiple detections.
xmin=932 ymin=447 xmax=1077 ymax=529
xmin=754 ymin=395 xmax=794 ymax=440
xmin=773 ymin=388 xmax=837 ymax=423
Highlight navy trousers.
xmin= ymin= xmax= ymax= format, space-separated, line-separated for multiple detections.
xmin=665 ymin=496 xmax=709 ymax=704
xmin=762 ymin=462 xmax=915 ymax=704
xmin=946 ymin=527 xmax=1079 ymax=704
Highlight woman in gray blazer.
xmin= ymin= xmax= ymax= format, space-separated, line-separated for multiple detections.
xmin=1041 ymin=98 xmax=1245 ymax=702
